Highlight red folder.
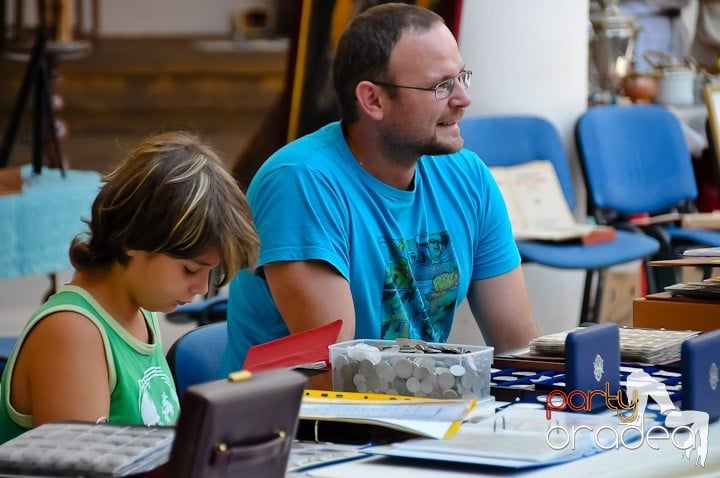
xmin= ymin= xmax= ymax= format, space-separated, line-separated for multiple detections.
xmin=242 ymin=319 xmax=343 ymax=372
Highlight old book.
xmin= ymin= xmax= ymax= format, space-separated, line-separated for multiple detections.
xmin=682 ymin=246 xmax=720 ymax=257
xmin=490 ymin=160 xmax=615 ymax=244
xmin=681 ymin=211 xmax=720 ymax=230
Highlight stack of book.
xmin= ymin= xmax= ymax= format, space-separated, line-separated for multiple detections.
xmin=528 ymin=327 xmax=700 ymax=364
xmin=633 ymin=247 xmax=720 ymax=332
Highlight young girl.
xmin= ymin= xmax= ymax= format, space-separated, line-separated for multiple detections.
xmin=0 ymin=131 xmax=259 ymax=444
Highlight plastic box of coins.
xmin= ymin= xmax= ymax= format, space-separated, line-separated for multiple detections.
xmin=329 ymin=338 xmax=493 ymax=400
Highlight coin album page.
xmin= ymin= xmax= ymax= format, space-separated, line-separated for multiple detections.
xmin=528 ymin=327 xmax=700 ymax=364
xmin=0 ymin=422 xmax=174 ymax=477
xmin=363 ymin=406 xmax=629 ymax=468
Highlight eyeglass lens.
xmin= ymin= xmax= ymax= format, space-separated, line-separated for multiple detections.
xmin=436 ymin=70 xmax=472 ymax=99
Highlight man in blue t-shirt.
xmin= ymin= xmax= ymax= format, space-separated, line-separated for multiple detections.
xmin=220 ymin=3 xmax=539 ymax=377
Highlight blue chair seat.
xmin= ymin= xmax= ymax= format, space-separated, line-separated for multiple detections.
xmin=518 ymin=230 xmax=660 ymax=269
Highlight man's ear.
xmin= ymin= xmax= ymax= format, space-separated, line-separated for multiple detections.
xmin=355 ymin=80 xmax=385 ymax=120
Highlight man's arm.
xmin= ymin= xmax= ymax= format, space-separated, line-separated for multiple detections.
xmin=264 ymin=260 xmax=355 ymax=389
xmin=466 ymin=265 xmax=538 ymax=353
xmin=264 ymin=259 xmax=356 ymax=342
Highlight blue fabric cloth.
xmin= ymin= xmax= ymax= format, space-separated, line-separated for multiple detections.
xmin=0 ymin=165 xmax=100 ymax=280
xmin=220 ymin=121 xmax=520 ymax=374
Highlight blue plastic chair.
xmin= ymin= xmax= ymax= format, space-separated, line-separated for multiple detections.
xmin=0 ymin=337 xmax=18 ymax=379
xmin=459 ymin=115 xmax=660 ymax=324
xmin=165 ymin=293 xmax=228 ymax=326
xmin=576 ymin=105 xmax=720 ymax=288
xmin=166 ymin=322 xmax=228 ymax=396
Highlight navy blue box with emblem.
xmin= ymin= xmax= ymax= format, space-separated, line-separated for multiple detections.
xmin=564 ymin=323 xmax=621 ymax=411
xmin=681 ymin=329 xmax=720 ymax=422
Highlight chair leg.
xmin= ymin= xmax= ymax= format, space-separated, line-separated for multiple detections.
xmin=643 ymin=259 xmax=658 ymax=295
xmin=580 ymin=270 xmax=595 ymax=324
xmin=642 ymin=224 xmax=679 ymax=290
xmin=580 ymin=269 xmax=606 ymax=325
xmin=592 ymin=268 xmax=607 ymax=324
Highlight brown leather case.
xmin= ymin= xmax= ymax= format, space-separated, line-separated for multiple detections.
xmin=166 ymin=368 xmax=307 ymax=478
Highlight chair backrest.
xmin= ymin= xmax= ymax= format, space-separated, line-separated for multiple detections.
xmin=576 ymin=105 xmax=698 ymax=216
xmin=459 ymin=115 xmax=576 ymax=210
xmin=166 ymin=322 xmax=228 ymax=396
xmin=0 ymin=337 xmax=18 ymax=379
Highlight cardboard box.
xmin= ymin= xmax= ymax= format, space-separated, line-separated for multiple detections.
xmin=632 ymin=292 xmax=719 ymax=332
xmin=600 ymin=266 xmax=641 ymax=327
xmin=0 ymin=167 xmax=22 ymax=196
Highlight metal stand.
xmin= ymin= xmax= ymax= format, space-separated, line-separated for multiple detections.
xmin=0 ymin=29 xmax=66 ymax=175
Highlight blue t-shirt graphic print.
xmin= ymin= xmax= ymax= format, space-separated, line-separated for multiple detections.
xmin=380 ymin=231 xmax=459 ymax=343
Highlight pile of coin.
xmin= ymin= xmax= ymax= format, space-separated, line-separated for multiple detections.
xmin=331 ymin=339 xmax=492 ymax=400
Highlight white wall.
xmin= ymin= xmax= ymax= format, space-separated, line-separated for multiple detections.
xmin=449 ymin=1 xmax=591 ymax=344
xmin=459 ymin=0 xmax=588 ymax=207
xmin=98 ymin=0 xmax=241 ymax=36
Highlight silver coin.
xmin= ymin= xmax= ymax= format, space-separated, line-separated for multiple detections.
xmin=417 ymin=357 xmax=436 ymax=372
xmin=394 ymin=358 xmax=414 ymax=379
xmin=352 ymin=374 xmax=367 ymax=387
xmin=406 ymin=377 xmax=421 ymax=393
xmin=420 ymin=378 xmax=434 ymax=394
xmin=365 ymin=374 xmax=379 ymax=391
xmin=339 ymin=363 xmax=354 ymax=381
xmin=413 ymin=365 xmax=430 ymax=380
xmin=441 ymin=389 xmax=460 ymax=399
xmin=358 ymin=359 xmax=375 ymax=377
xmin=437 ymin=371 xmax=454 ymax=390
xmin=333 ymin=354 xmax=349 ymax=368
xmin=449 ymin=364 xmax=466 ymax=377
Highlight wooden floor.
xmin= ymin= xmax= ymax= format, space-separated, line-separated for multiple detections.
xmin=0 ymin=36 xmax=288 ymax=174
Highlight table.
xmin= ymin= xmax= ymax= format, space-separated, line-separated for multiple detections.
xmin=0 ymin=165 xmax=100 ymax=281
xmin=294 ymin=356 xmax=718 ymax=477
xmin=300 ymin=411 xmax=720 ymax=477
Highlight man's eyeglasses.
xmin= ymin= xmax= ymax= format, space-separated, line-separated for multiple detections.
xmin=371 ymin=70 xmax=472 ymax=100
